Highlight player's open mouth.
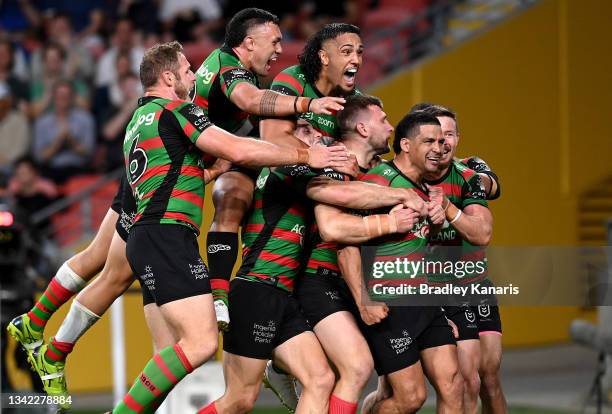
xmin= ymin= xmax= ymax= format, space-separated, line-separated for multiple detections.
xmin=426 ymin=156 xmax=440 ymax=165
xmin=265 ymin=56 xmax=278 ymax=71
xmin=343 ymin=68 xmax=358 ymax=86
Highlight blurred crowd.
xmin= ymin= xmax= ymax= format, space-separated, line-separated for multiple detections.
xmin=0 ymin=0 xmax=440 ymax=240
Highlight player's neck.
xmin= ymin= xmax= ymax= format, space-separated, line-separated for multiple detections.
xmin=343 ymin=138 xmax=376 ymax=169
xmin=232 ymin=46 xmax=253 ymax=71
xmin=425 ymin=165 xmax=450 ymax=181
xmin=145 ymin=87 xmax=180 ymax=101
xmin=314 ymin=75 xmax=336 ymax=97
xmin=394 ymin=154 xmax=424 ymax=185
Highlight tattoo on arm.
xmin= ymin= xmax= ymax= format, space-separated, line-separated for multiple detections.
xmin=260 ymin=90 xmax=279 ymax=116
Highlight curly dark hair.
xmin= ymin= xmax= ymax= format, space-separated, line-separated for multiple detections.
xmin=298 ymin=23 xmax=361 ymax=84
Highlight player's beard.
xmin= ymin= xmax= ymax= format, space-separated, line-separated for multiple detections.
xmin=173 ymin=72 xmax=190 ymax=100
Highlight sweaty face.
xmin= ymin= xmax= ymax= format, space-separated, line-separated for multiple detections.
xmin=365 ymin=105 xmax=393 ymax=155
xmin=437 ymin=116 xmax=458 ymax=168
xmin=294 ymin=119 xmax=323 ymax=146
xmin=248 ymin=22 xmax=282 ymax=77
xmin=321 ymin=33 xmax=363 ymax=94
xmin=406 ymin=124 xmax=444 ymax=174
xmin=173 ymin=53 xmax=196 ymax=100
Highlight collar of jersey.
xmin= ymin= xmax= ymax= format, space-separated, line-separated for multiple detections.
xmin=389 ymin=160 xmax=428 ymax=193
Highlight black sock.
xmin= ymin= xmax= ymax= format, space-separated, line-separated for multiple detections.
xmin=206 ymin=231 xmax=238 ymax=305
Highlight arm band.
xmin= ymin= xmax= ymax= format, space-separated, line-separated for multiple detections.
xmin=296 ymin=148 xmax=309 ymax=164
xmin=449 ymin=209 xmax=462 ymax=224
xmin=363 ymin=214 xmax=397 ymax=238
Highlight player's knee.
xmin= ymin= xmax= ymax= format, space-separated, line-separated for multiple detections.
xmin=303 ymin=365 xmax=335 ymax=397
xmin=394 ymin=383 xmax=427 ymax=413
xmin=435 ymin=367 xmax=464 ymax=403
xmin=464 ymin=370 xmax=481 ymax=397
xmin=480 ymin=366 xmax=501 ymax=394
xmin=232 ymin=388 xmax=259 ymax=414
xmin=342 ymin=356 xmax=374 ymax=389
xmin=181 ymin=337 xmax=218 ymax=367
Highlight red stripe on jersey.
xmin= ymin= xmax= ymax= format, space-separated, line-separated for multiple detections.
xmin=164 ymin=101 xmax=184 ymax=111
xmin=123 ymin=394 xmax=144 ymax=412
xmin=246 ymin=273 xmax=295 ymax=290
xmin=431 ymin=182 xmax=462 ymax=198
xmin=317 ymin=242 xmax=338 ymax=250
xmin=137 ymin=165 xmax=170 ymax=185
xmin=154 ymin=110 xmax=162 ymax=120
xmin=259 ymin=251 xmax=300 ymax=269
xmin=360 ymin=174 xmax=390 ymax=186
xmin=194 ymin=95 xmax=209 ymax=110
xmin=244 ymin=223 xmax=264 ymax=233
xmin=307 ymin=258 xmax=339 ymax=271
xmin=271 ymin=228 xmax=302 ymax=244
xmin=163 ymin=212 xmax=199 ymax=229
xmin=275 ymin=73 xmax=304 ymax=95
xmin=183 ymin=122 xmax=196 ymax=138
xmin=153 ymin=353 xmax=178 ymax=384
xmin=139 ymin=136 xmax=164 ymax=150
xmin=181 ymin=165 xmax=204 ymax=177
xmin=171 ymin=189 xmax=203 ymax=207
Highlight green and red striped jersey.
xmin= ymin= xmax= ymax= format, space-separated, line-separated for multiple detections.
xmin=361 ymin=161 xmax=431 ymax=300
xmin=426 ymin=160 xmax=489 ymax=284
xmin=237 ymin=165 xmax=339 ymax=293
xmin=123 ymin=96 xmax=212 ymax=233
xmin=192 ymin=47 xmax=259 ymax=135
xmin=270 ymin=65 xmax=359 ymax=143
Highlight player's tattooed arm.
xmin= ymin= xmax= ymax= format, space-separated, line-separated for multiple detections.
xmin=230 ymin=82 xmax=344 ymax=117
xmin=338 ymin=245 xmax=389 ymax=325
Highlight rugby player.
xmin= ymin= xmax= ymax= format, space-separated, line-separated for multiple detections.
xmin=192 ymin=8 xmax=346 ymax=328
xmin=197 ymin=115 xmax=427 ymax=414
xmin=418 ymin=103 xmax=506 ymax=414
xmin=103 ymin=40 xmax=346 ymax=413
xmin=340 ymin=112 xmax=464 ymax=414
xmin=420 ymin=104 xmax=493 ymax=414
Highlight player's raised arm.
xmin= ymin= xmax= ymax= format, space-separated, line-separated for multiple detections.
xmin=195 ymin=125 xmax=348 ymax=169
xmin=230 ymin=83 xmax=345 ymax=117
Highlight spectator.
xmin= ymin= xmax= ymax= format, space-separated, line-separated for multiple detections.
xmin=95 ymin=18 xmax=144 ymax=88
xmin=159 ymin=0 xmax=223 ymax=42
xmin=30 ymin=12 xmax=94 ymax=81
xmin=30 ymin=42 xmax=90 ymax=118
xmin=97 ymin=58 xmax=141 ymax=171
xmin=9 ymin=156 xmax=58 ymax=220
xmin=79 ymin=8 xmax=109 ymax=60
xmin=0 ymin=38 xmax=30 ymax=112
xmin=32 ymin=80 xmax=95 ymax=183
xmin=0 ymin=82 xmax=30 ymax=172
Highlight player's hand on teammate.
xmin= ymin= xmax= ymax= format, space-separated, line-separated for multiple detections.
xmin=204 ymin=158 xmax=232 ymax=184
xmin=425 ymin=185 xmax=446 ymax=225
xmin=309 ymin=96 xmax=346 ymax=115
xmin=359 ymin=301 xmax=389 ymax=325
xmin=389 ymin=204 xmax=421 ymax=233
xmin=307 ymin=143 xmax=349 ymax=169
xmin=397 ymin=188 xmax=427 ymax=216
xmin=334 ymin=153 xmax=359 ymax=177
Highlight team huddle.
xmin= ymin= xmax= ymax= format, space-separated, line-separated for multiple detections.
xmin=7 ymin=8 xmax=507 ymax=414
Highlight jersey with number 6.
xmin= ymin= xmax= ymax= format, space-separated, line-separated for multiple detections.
xmin=192 ymin=47 xmax=259 ymax=136
xmin=123 ymin=96 xmax=213 ymax=233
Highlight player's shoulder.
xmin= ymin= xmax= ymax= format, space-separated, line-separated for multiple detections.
xmin=271 ymin=65 xmax=306 ymax=95
xmin=360 ymin=162 xmax=397 ymax=185
xmin=452 ymin=159 xmax=478 ymax=182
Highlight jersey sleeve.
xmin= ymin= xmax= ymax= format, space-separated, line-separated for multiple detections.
xmin=173 ymin=103 xmax=214 ymax=144
xmin=270 ymin=69 xmax=304 ymax=97
xmin=219 ymin=66 xmax=258 ymax=99
xmin=461 ymin=174 xmax=489 ymax=209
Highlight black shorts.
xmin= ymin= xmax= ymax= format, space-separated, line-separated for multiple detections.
xmin=360 ymin=306 xmax=455 ymax=375
xmin=223 ymin=278 xmax=311 ymax=360
xmin=476 ymin=305 xmax=502 ymax=334
xmin=225 ymin=164 xmax=261 ymax=181
xmin=127 ymin=224 xmax=211 ymax=306
xmin=444 ymin=305 xmax=479 ymax=341
xmin=295 ymin=271 xmax=359 ymax=327
xmin=111 ymin=175 xmax=137 ymax=243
